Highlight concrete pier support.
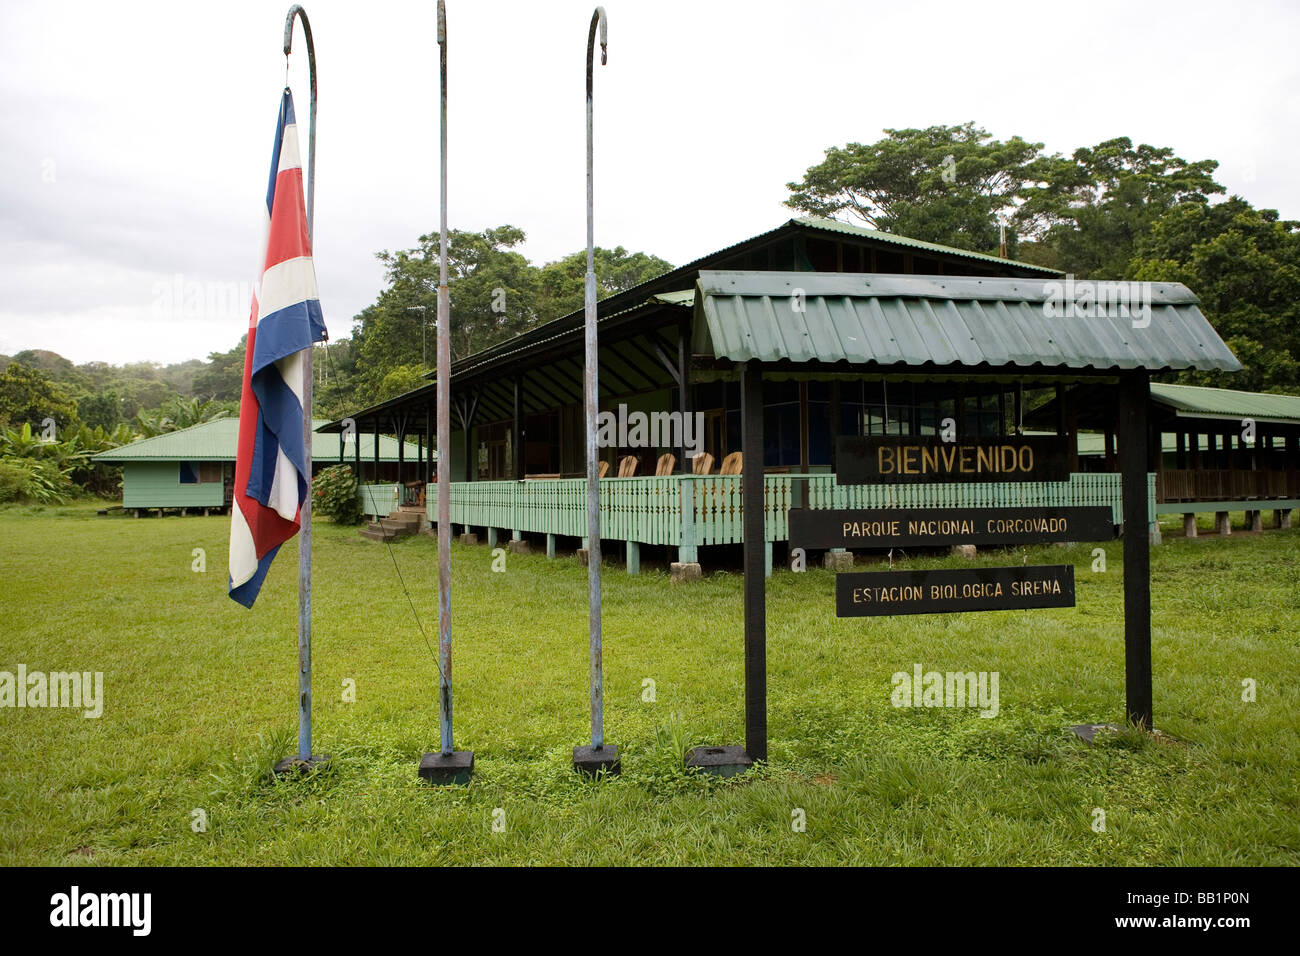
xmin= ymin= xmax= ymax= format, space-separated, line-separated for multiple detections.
xmin=670 ymin=562 xmax=701 ymax=582
xmin=823 ymin=548 xmax=853 ymax=571
xmin=1183 ymin=513 xmax=1197 ymax=538
xmin=1275 ymin=509 xmax=1293 ymax=530
xmin=1214 ymin=512 xmax=1231 ymax=536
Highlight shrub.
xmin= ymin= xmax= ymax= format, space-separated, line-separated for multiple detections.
xmin=312 ymin=464 xmax=363 ymax=525
xmin=0 ymin=456 xmax=73 ymax=503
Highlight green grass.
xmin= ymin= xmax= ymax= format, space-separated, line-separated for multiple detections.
xmin=1 ymin=501 xmax=1297 ymax=865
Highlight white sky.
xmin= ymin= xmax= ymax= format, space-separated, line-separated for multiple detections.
xmin=1 ymin=0 xmax=1296 ymax=367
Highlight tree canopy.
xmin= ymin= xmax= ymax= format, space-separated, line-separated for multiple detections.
xmin=788 ymin=125 xmax=1296 ymax=393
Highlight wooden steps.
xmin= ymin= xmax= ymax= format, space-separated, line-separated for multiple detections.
xmin=359 ymin=505 xmax=424 ymax=542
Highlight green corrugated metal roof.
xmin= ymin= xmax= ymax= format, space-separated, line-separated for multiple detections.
xmin=93 ymin=418 xmax=422 ymax=463
xmin=693 ymin=271 xmax=1241 ymax=373
xmin=1150 ymin=383 xmax=1300 ymax=423
xmin=795 ymin=217 xmax=1062 ymax=276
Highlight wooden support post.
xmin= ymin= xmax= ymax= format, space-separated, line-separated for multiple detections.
xmin=1119 ymin=370 xmax=1152 ymax=731
xmin=426 ymin=404 xmax=433 ymax=485
xmin=829 ymin=380 xmax=841 ymax=474
xmin=546 ymin=532 xmax=556 ymax=559
xmin=487 ymin=527 xmax=498 ymax=549
xmin=677 ymin=478 xmax=698 ymax=566
xmin=626 ymin=540 xmax=639 ymax=575
xmin=741 ymin=362 xmax=766 ymax=762
xmin=677 ymin=313 xmax=692 ymax=474
xmin=513 ymin=376 xmax=524 ymax=481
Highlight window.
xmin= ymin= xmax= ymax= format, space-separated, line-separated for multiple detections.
xmin=180 ymin=461 xmax=221 ymax=484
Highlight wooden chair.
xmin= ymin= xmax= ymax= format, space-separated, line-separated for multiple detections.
xmin=654 ymin=453 xmax=676 ymax=476
xmin=720 ymin=451 xmax=743 ymax=475
xmin=597 ymin=460 xmax=610 ymax=478
xmin=691 ymin=452 xmax=714 ymax=475
xmin=617 ymin=455 xmax=638 ymax=478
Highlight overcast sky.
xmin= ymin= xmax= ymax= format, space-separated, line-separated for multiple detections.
xmin=1 ymin=0 xmax=1296 ymax=367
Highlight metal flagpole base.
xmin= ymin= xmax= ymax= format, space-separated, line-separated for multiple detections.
xmin=685 ymin=745 xmax=753 ymax=778
xmin=572 ymin=743 xmax=620 ymax=777
xmin=273 ymin=754 xmax=331 ymax=777
xmin=1069 ymin=723 xmax=1123 ymax=743
xmin=1071 ymin=723 xmax=1173 ymax=744
xmin=419 ymin=750 xmax=474 ymax=786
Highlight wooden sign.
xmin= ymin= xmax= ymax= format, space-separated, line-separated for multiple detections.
xmin=836 ymin=565 xmax=1076 ymax=617
xmin=836 ymin=435 xmax=1070 ymax=485
xmin=789 ymin=506 xmax=1114 ymax=550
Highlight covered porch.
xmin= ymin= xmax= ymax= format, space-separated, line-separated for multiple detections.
xmin=325 ymin=261 xmax=1241 ymax=571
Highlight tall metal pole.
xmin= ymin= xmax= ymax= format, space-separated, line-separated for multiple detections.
xmin=585 ymin=7 xmax=608 ymax=751
xmin=284 ymin=3 xmax=317 ymax=765
xmin=436 ymin=0 xmax=454 ymax=756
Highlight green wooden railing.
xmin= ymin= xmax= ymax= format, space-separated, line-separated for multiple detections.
xmin=358 ymin=482 xmax=399 ymax=518
xmin=417 ymin=472 xmax=1150 ymax=557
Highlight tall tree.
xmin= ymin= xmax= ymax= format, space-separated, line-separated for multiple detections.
xmin=191 ymin=336 xmax=248 ymax=403
xmin=0 ymin=364 xmax=80 ymax=430
xmin=537 ymin=246 xmax=673 ymax=319
xmin=785 ymin=123 xmax=1047 ymax=253
xmin=1130 ymin=197 xmax=1300 ymax=393
xmin=1020 ymin=137 xmax=1224 ymax=277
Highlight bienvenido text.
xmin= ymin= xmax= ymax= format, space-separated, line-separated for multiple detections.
xmin=876 ymin=443 xmax=1035 ymax=478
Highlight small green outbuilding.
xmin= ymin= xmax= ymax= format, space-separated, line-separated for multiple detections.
xmin=93 ymin=418 xmax=420 ymax=514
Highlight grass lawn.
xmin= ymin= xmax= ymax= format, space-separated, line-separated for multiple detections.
xmin=1 ymin=501 xmax=1296 ymax=866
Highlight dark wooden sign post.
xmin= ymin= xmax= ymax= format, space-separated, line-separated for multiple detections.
xmin=1120 ymin=370 xmax=1153 ymax=731
xmin=689 ymin=367 xmax=1153 ymax=774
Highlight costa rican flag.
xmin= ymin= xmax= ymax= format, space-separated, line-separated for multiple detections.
xmin=228 ymin=89 xmax=327 ymax=608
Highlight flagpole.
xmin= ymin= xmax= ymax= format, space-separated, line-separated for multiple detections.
xmin=419 ymin=0 xmax=473 ymax=786
xmin=573 ymin=6 xmax=619 ymax=777
xmin=278 ymin=3 xmax=325 ymax=774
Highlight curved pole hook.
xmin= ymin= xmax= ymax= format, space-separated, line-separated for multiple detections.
xmin=283 ymin=4 xmax=317 ymax=246
xmin=585 ymin=6 xmax=606 ymax=272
